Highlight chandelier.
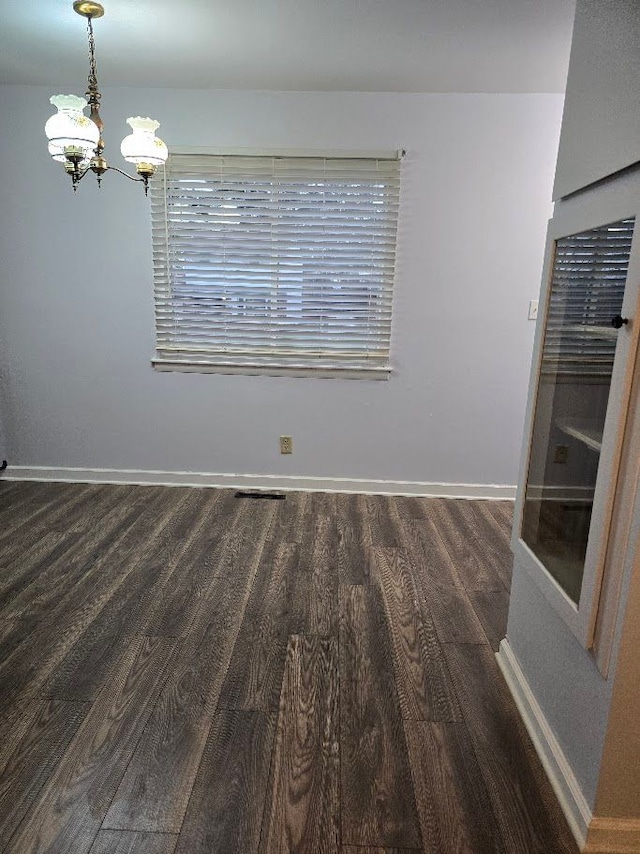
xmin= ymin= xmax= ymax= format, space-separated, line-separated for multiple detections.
xmin=44 ymin=1 xmax=168 ymax=194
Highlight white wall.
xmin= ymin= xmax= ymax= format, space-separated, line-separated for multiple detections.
xmin=553 ymin=0 xmax=640 ymax=199
xmin=506 ymin=566 xmax=613 ymax=809
xmin=0 ymin=87 xmax=563 ymax=486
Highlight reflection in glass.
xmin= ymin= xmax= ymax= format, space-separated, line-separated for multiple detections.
xmin=522 ymin=219 xmax=634 ymax=604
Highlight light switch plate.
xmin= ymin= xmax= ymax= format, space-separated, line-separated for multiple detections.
xmin=528 ymin=300 xmax=539 ymax=321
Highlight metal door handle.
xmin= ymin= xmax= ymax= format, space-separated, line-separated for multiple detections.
xmin=611 ymin=315 xmax=629 ymax=329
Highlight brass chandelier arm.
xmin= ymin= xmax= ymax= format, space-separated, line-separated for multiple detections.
xmin=76 ymin=164 xmax=94 ymax=183
xmin=67 ymin=161 xmax=152 ymax=194
xmin=107 ymin=165 xmax=145 ymax=181
xmin=106 ymin=165 xmax=154 ymax=195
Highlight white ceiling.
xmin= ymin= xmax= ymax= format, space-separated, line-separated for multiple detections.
xmin=0 ymin=0 xmax=575 ymax=93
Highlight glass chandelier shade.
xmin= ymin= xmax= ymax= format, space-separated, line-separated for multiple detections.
xmin=120 ymin=117 xmax=169 ymax=168
xmin=45 ymin=94 xmax=100 ymax=162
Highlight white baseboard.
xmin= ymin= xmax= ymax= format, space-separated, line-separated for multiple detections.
xmin=496 ymin=639 xmax=592 ymax=850
xmin=3 ymin=465 xmax=516 ymax=500
xmin=526 ymin=484 xmax=595 ymax=502
xmin=585 ymin=818 xmax=640 ymax=853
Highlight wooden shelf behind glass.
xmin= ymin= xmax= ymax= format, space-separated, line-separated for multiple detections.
xmin=557 ymin=417 xmax=604 ymax=452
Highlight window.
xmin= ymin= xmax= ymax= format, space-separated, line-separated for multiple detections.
xmin=150 ymin=152 xmax=401 ymax=377
xmin=542 ymin=219 xmax=635 ymax=378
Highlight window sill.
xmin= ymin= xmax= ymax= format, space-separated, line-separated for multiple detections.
xmin=151 ymin=359 xmax=391 ymax=380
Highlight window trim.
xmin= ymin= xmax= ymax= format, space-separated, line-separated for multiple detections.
xmin=151 ymin=359 xmax=391 ymax=380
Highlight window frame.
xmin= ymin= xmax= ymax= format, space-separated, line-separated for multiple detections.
xmin=149 ymin=147 xmax=403 ymax=380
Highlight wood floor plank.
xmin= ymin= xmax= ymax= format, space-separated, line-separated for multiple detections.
xmin=0 ymin=535 xmax=83 ymax=636
xmin=469 ymin=587 xmax=511 ymax=651
xmin=0 ymin=487 xmax=166 ymax=625
xmin=342 ymin=849 xmax=421 ymax=853
xmin=340 ymin=585 xmax=421 ymax=849
xmin=0 ymin=700 xmax=45 ymax=780
xmin=405 ymin=720 xmax=505 ymax=854
xmin=336 ymin=493 xmax=375 ymax=586
xmin=420 ymin=581 xmax=487 ymax=645
xmin=470 ymin=500 xmax=514 ymax=589
xmin=120 ymin=493 xmax=221 ymax=641
xmin=102 ymin=505 xmax=276 ymax=833
xmin=0 ymin=490 xmax=186 ymax=715
xmin=298 ymin=492 xmax=336 ymax=562
xmin=218 ymin=619 xmax=288 ymax=712
xmin=245 ymin=540 xmax=301 ymax=627
xmin=286 ymin=548 xmax=311 ymax=636
xmin=307 ymin=490 xmax=337 ymax=518
xmin=46 ymin=484 xmax=138 ymax=534
xmin=187 ymin=502 xmax=277 ymax=636
xmin=394 ymin=495 xmax=427 ymax=521
xmin=135 ymin=489 xmax=240 ymax=637
xmin=0 ymin=486 xmax=95 ymax=569
xmin=268 ymin=491 xmax=310 ymax=544
xmin=0 ymin=482 xmax=80 ymax=532
xmin=149 ymin=491 xmax=272 ymax=637
xmin=308 ymin=514 xmax=338 ymax=637
xmin=139 ymin=487 xmax=218 ymax=569
xmin=89 ymin=830 xmax=178 ymax=854
xmin=38 ymin=491 xmax=206 ymax=701
xmin=365 ymin=494 xmax=403 ymax=548
xmin=0 ymin=614 xmax=42 ymax=662
xmin=39 ymin=630 xmax=133 ymax=703
xmin=293 ymin=496 xmax=338 ymax=636
xmin=0 ymin=484 xmax=98 ymax=554
xmin=0 ymin=531 xmax=83 ymax=620
xmin=423 ymin=499 xmax=506 ymax=591
xmin=398 ymin=512 xmax=464 ymax=589
xmin=174 ymin=709 xmax=276 ymax=854
xmin=8 ymin=636 xmax=178 ymax=854
xmin=0 ymin=699 xmax=89 ymax=848
xmin=101 ymin=613 xmax=236 ymax=833
xmin=219 ymin=544 xmax=298 ymax=711
xmin=259 ymin=635 xmax=340 ymax=854
xmin=442 ymin=643 xmax=578 ymax=853
xmin=485 ymin=500 xmax=515 ymax=535
xmin=396 ymin=517 xmax=487 ymax=644
xmin=374 ymin=548 xmax=460 ymax=722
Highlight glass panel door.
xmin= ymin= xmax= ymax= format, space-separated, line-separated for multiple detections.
xmin=522 ymin=218 xmax=635 ymax=604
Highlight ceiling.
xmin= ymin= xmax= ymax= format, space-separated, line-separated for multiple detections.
xmin=0 ymin=0 xmax=575 ymax=93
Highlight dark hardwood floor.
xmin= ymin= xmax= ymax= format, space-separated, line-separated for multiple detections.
xmin=0 ymin=481 xmax=578 ymax=854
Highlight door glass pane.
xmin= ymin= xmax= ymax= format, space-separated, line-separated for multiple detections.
xmin=522 ymin=218 xmax=635 ymax=604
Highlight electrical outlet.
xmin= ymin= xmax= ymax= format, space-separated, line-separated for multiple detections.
xmin=528 ymin=300 xmax=539 ymax=321
xmin=554 ymin=445 xmax=569 ymax=464
xmin=280 ymin=435 xmax=293 ymax=455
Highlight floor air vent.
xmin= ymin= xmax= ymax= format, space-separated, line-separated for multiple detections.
xmin=235 ymin=491 xmax=286 ymax=500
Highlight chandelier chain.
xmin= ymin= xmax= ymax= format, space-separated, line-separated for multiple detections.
xmin=86 ymin=16 xmax=98 ymax=93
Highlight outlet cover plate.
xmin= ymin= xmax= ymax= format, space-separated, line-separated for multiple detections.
xmin=280 ymin=436 xmax=293 ymax=454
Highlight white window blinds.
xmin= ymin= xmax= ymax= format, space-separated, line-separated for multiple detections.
xmin=542 ymin=218 xmax=635 ymax=376
xmin=150 ymin=153 xmax=401 ymax=376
